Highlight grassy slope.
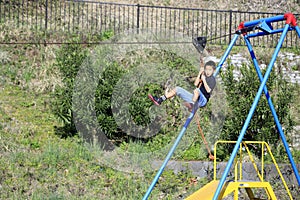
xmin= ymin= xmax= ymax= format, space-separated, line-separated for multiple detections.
xmin=0 ymin=1 xmax=300 ymax=199
xmin=0 ymin=84 xmax=205 ymax=199
xmin=1 ymin=41 xmax=300 ymax=200
xmin=1 ymin=48 xmax=299 ymax=199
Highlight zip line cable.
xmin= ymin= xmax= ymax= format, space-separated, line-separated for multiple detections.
xmin=0 ymin=32 xmax=236 ymax=45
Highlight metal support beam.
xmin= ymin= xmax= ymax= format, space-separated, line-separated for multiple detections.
xmin=213 ymin=24 xmax=291 ymax=200
xmin=214 ymin=34 xmax=240 ymax=76
xmin=142 ymin=106 xmax=198 ymax=200
xmin=244 ymin=35 xmax=300 ymax=186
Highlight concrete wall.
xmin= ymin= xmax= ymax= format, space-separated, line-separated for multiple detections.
xmin=152 ymin=160 xmax=300 ymax=185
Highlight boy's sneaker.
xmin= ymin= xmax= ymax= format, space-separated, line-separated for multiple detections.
xmin=148 ymin=94 xmax=162 ymax=106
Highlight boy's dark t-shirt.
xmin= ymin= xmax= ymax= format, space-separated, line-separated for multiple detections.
xmin=200 ymin=76 xmax=216 ymax=100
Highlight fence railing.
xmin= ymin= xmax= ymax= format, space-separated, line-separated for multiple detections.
xmin=0 ymin=0 xmax=299 ymax=48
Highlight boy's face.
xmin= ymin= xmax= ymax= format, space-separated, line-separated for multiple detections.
xmin=204 ymin=65 xmax=215 ymax=77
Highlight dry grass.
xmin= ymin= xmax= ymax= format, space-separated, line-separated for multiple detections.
xmin=90 ymin=0 xmax=300 ymax=13
xmin=0 ymin=19 xmax=63 ymax=93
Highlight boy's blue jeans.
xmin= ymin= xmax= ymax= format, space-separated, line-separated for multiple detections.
xmin=175 ymin=86 xmax=207 ymax=108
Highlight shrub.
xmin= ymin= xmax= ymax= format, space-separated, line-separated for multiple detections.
xmin=52 ymin=36 xmax=88 ymax=136
xmin=53 ymin=39 xmax=202 ymax=150
xmin=220 ymin=63 xmax=295 ymax=159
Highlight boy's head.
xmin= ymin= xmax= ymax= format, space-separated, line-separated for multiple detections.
xmin=204 ymin=60 xmax=216 ymax=77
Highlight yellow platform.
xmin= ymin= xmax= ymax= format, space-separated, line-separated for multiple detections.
xmin=186 ymin=180 xmax=277 ymax=200
xmin=185 ymin=141 xmax=293 ymax=199
xmin=185 ymin=180 xmax=220 ymax=200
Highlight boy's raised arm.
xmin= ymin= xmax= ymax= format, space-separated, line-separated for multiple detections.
xmin=194 ymin=57 xmax=204 ymax=87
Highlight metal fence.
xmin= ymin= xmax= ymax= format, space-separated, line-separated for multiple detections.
xmin=0 ymin=0 xmax=299 ymax=47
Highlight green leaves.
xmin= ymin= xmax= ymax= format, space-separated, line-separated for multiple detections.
xmin=52 ymin=36 xmax=88 ymax=136
xmin=220 ymin=63 xmax=295 ymax=159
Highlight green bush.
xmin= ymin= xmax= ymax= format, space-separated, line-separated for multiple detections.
xmin=52 ymin=35 xmax=218 ymax=161
xmin=220 ymin=63 xmax=295 ymax=159
xmin=94 ymin=61 xmax=126 ymax=139
xmin=53 ymin=39 xmax=200 ymax=145
xmin=52 ymin=37 xmax=88 ymax=136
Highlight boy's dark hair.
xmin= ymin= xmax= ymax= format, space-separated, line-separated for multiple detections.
xmin=204 ymin=60 xmax=216 ymax=69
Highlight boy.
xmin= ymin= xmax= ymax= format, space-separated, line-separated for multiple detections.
xmin=148 ymin=60 xmax=216 ymax=111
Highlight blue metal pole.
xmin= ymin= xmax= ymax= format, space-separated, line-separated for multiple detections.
xmin=243 ymin=15 xmax=284 ymax=28
xmin=212 ymin=24 xmax=291 ymax=200
xmin=244 ymin=35 xmax=300 ymax=186
xmin=246 ymin=27 xmax=295 ymax=38
xmin=143 ymin=33 xmax=239 ymax=200
xmin=214 ymin=34 xmax=240 ymax=76
xmin=295 ymin=25 xmax=300 ymax=38
xmin=142 ymin=107 xmax=198 ymax=200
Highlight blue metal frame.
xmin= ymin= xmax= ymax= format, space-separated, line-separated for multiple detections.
xmin=142 ymin=34 xmax=241 ymax=199
xmin=213 ymin=15 xmax=300 ymax=200
xmin=244 ymin=35 xmax=300 ymax=185
xmin=143 ymin=13 xmax=300 ymax=200
xmin=142 ymin=106 xmax=198 ymax=200
xmin=243 ymin=15 xmax=285 ymax=27
xmin=214 ymin=34 xmax=240 ymax=76
xmin=247 ymin=27 xmax=296 ymax=38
